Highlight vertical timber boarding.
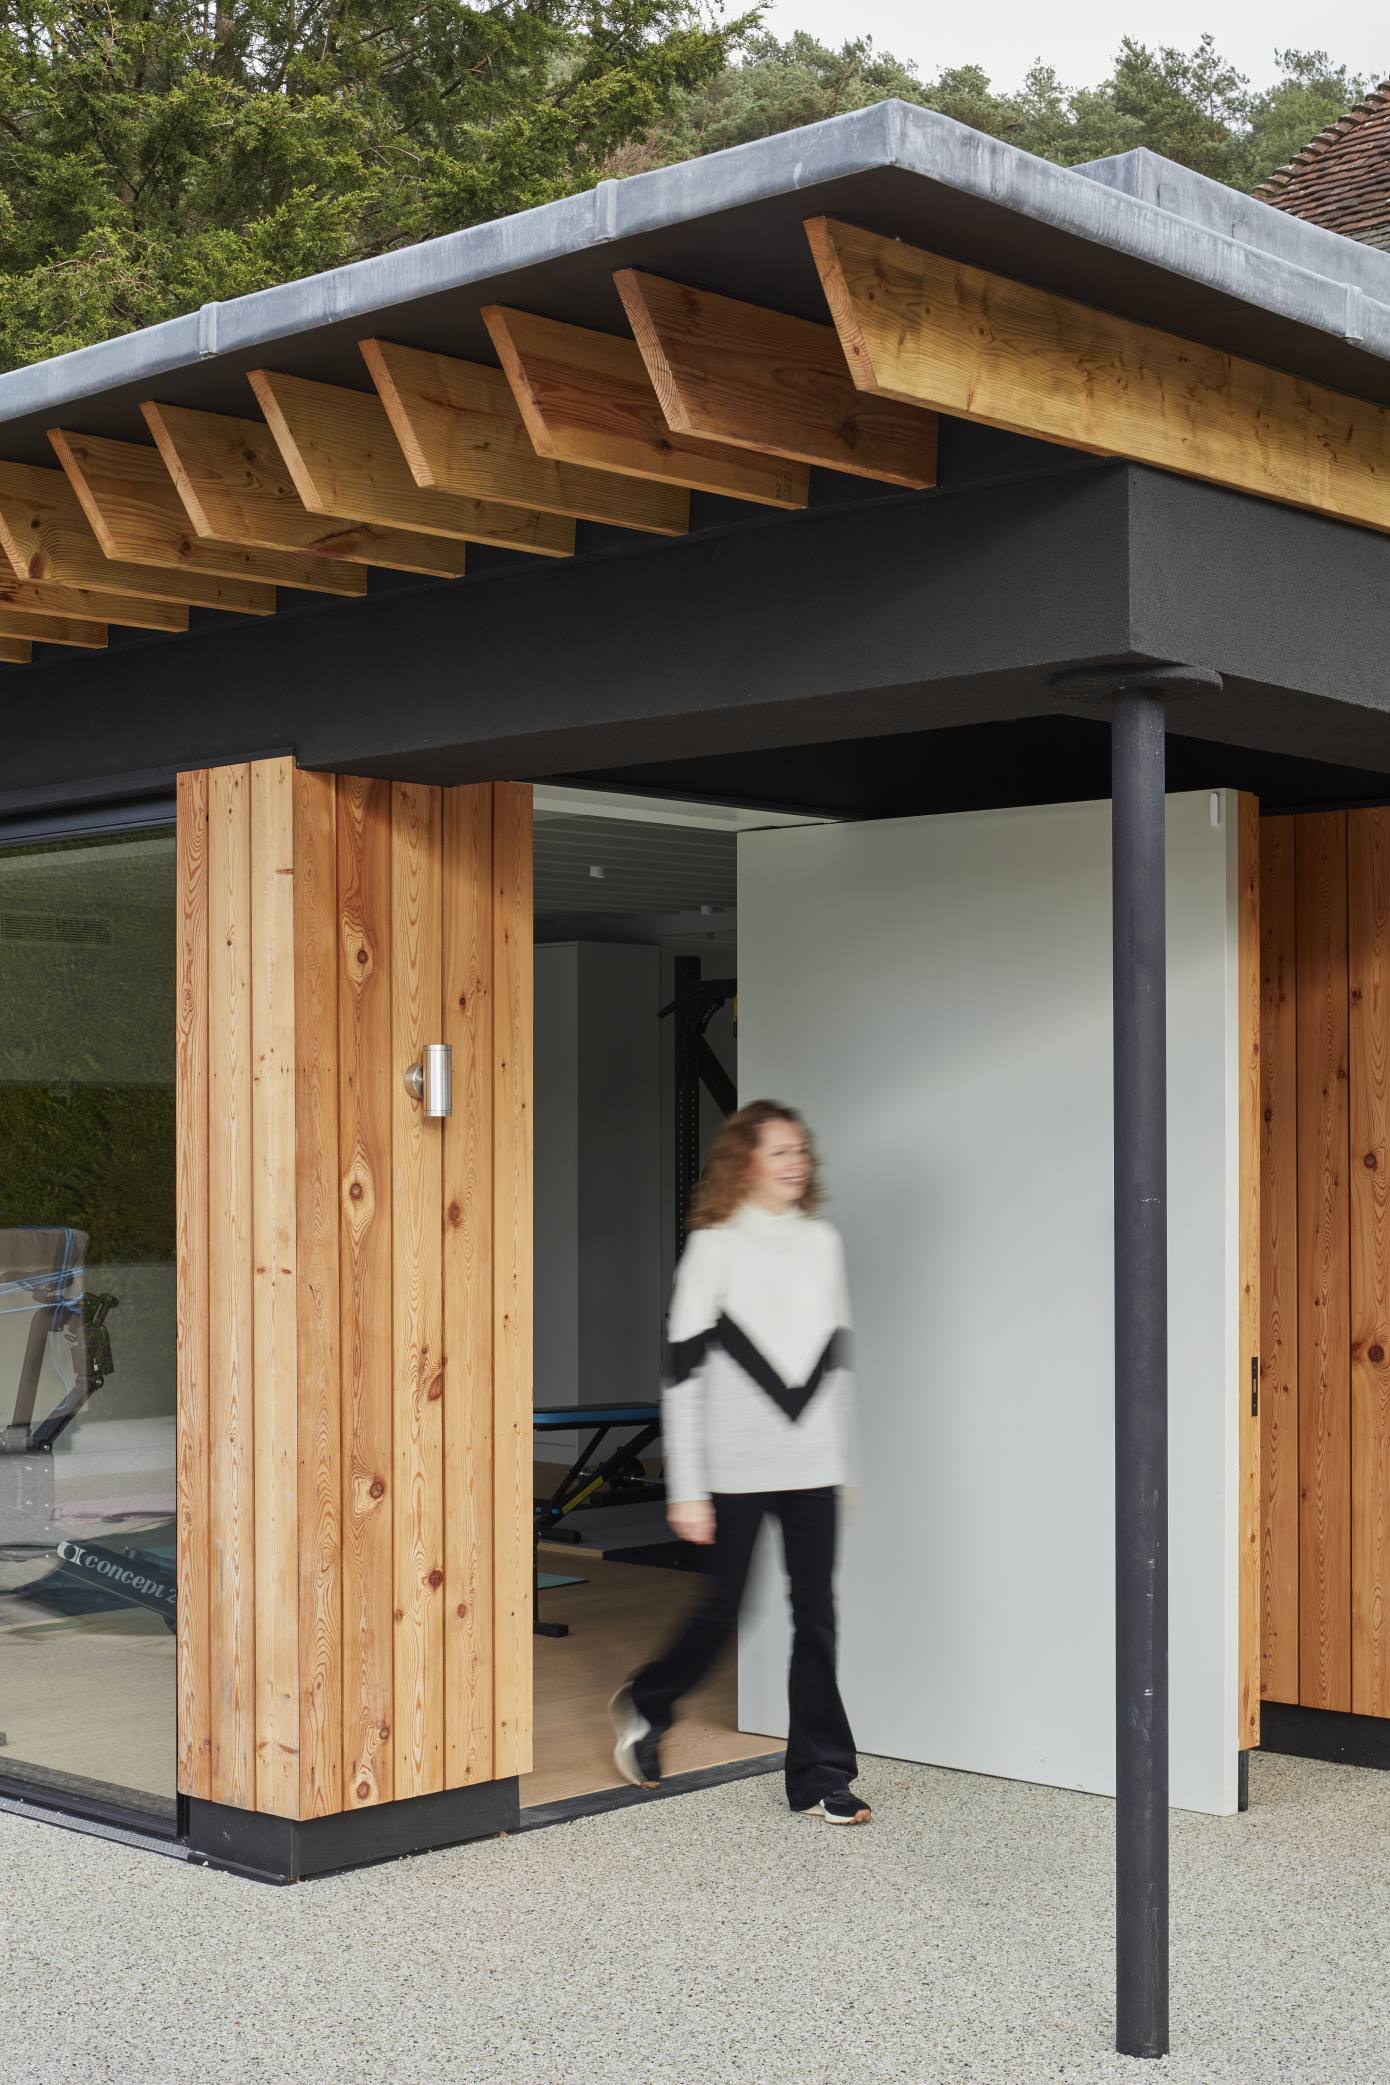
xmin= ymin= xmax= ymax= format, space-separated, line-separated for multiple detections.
xmin=1260 ymin=808 xmax=1390 ymax=1720
xmin=176 ymin=757 xmax=533 ymax=1820
xmin=1238 ymin=794 xmax=1261 ymax=1752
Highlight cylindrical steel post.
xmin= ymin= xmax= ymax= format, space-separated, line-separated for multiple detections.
xmin=1111 ymin=685 xmax=1169 ymax=2060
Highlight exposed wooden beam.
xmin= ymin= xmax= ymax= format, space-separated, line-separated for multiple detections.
xmin=50 ymin=429 xmax=364 ymax=598
xmin=360 ymin=338 xmax=688 ymax=535
xmin=0 ymin=575 xmax=186 ymax=633
xmin=0 ymin=636 xmax=30 ymax=664
xmin=0 ymin=605 xmax=105 ymax=649
xmin=141 ymin=401 xmax=471 ymax=579
xmin=613 ymin=269 xmax=938 ymax=488
xmin=805 ymin=215 xmax=1390 ymax=533
xmin=0 ymin=460 xmax=276 ymax=615
xmin=247 ymin=371 xmax=575 ymax=555
xmin=481 ymin=305 xmax=808 ymax=509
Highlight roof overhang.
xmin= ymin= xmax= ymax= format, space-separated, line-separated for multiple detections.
xmin=3 ymin=98 xmax=1390 ymax=811
xmin=2 ymin=97 xmax=1390 ymax=460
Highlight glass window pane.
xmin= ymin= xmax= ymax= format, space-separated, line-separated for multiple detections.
xmin=0 ymin=826 xmax=176 ymax=1819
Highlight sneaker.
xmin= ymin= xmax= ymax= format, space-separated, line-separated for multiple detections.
xmin=609 ymin=1683 xmax=662 ymax=1789
xmin=796 ymin=1788 xmax=872 ymax=1825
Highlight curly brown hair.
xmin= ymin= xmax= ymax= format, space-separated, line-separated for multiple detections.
xmin=687 ymin=1099 xmax=824 ymax=1230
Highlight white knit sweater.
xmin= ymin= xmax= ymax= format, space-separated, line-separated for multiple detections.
xmin=661 ymin=1201 xmax=854 ymax=1503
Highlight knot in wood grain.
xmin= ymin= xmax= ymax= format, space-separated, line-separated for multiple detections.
xmin=428 ymin=1568 xmax=444 ymax=1589
xmin=357 ymin=1781 xmax=371 ymax=1800
xmin=369 ymin=1476 xmax=385 ymax=1500
xmin=1371 ymin=1345 xmax=1386 ymax=1366
xmin=1366 ymin=1151 xmax=1379 ymax=1170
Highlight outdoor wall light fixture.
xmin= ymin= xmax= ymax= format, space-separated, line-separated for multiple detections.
xmin=403 ymin=1043 xmax=453 ymax=1118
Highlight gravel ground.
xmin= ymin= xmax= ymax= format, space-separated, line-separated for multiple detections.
xmin=4 ymin=1748 xmax=1389 ymax=2085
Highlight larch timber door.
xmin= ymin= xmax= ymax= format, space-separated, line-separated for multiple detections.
xmin=175 ymin=758 xmax=532 ymax=1821
xmin=1260 ymin=808 xmax=1390 ymax=1721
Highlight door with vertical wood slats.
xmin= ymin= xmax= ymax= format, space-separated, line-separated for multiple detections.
xmin=176 ymin=757 xmax=532 ymax=1819
xmin=1261 ymin=807 xmax=1390 ymax=1718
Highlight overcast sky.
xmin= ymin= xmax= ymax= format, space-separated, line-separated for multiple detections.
xmin=759 ymin=0 xmax=1388 ymax=97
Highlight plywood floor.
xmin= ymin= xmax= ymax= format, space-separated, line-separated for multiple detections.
xmin=523 ymin=1547 xmax=778 ymax=1809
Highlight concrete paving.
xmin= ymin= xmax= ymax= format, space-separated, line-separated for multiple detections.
xmin=3 ymin=1748 xmax=1389 ymax=2085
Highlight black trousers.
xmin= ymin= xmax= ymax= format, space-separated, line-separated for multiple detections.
xmin=630 ymin=1485 xmax=859 ymax=1810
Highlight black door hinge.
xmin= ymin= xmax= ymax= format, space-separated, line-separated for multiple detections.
xmin=1250 ymin=1356 xmax=1259 ymax=1419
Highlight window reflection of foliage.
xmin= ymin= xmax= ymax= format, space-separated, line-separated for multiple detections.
xmin=0 ymin=1084 xmax=176 ymax=1263
xmin=0 ymin=828 xmax=174 ymax=1263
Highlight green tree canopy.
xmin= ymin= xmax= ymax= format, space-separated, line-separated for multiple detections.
xmin=647 ymin=31 xmax=1370 ymax=189
xmin=0 ymin=7 xmax=1378 ymax=371
xmin=0 ymin=0 xmax=751 ymax=363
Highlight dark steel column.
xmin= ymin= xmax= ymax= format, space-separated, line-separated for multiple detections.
xmin=1111 ymin=684 xmax=1169 ymax=2059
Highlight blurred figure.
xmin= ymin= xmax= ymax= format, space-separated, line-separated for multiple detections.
xmin=610 ymin=1100 xmax=869 ymax=1826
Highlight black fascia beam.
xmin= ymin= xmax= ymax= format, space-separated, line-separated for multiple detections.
xmin=0 ymin=464 xmax=1135 ymax=797
xmin=1124 ymin=466 xmax=1390 ymax=770
xmin=11 ymin=459 xmax=1390 ymax=803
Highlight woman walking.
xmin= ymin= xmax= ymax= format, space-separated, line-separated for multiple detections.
xmin=610 ymin=1100 xmax=870 ymax=1825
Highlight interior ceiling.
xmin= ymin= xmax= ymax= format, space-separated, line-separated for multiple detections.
xmin=533 ymin=811 xmax=737 ymax=921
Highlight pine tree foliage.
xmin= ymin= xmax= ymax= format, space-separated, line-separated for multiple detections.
xmin=0 ymin=7 xmax=1377 ymax=370
xmin=637 ymin=31 xmax=1368 ymax=190
xmin=0 ymin=0 xmax=751 ymax=363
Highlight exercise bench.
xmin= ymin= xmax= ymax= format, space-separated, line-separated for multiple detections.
xmin=532 ymin=1403 xmax=660 ymax=1638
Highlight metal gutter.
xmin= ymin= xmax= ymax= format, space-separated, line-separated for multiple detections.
xmin=0 ymin=95 xmax=1386 ymax=430
xmin=1073 ymin=144 xmax=1390 ymax=306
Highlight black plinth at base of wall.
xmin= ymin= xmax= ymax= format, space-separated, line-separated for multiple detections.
xmin=185 ymin=1776 xmax=520 ymax=1884
xmin=1258 ymin=1702 xmax=1390 ymax=1772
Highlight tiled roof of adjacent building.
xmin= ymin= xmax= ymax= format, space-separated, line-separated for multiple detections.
xmin=1254 ymin=82 xmax=1390 ymax=249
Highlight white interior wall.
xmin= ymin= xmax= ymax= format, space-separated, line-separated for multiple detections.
xmin=735 ymin=791 xmax=1241 ymax=1816
xmin=534 ymin=946 xmax=580 ymax=1408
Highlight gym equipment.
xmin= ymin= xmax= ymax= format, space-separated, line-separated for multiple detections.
xmin=0 ymin=1226 xmax=127 ymax=1600
xmin=532 ymin=1404 xmax=660 ymax=1638
xmin=659 ymin=958 xmax=735 ymax=1245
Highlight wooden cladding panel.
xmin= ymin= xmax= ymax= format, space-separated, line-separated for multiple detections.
xmin=175 ymin=770 xmax=212 ymax=1798
xmin=1237 ymin=793 xmax=1262 ymax=1750
xmin=293 ymin=769 xmax=343 ymax=1816
xmin=443 ymin=786 xmax=495 ymax=1788
xmin=1256 ymin=810 xmax=1390 ymax=1715
xmin=1260 ymin=817 xmax=1300 ymax=1704
xmin=178 ymin=761 xmax=532 ymax=1815
xmin=391 ymin=782 xmax=446 ymax=1800
xmin=492 ymin=783 xmax=534 ymax=1777
xmin=1294 ymin=813 xmax=1351 ymax=1712
xmin=1349 ymin=810 xmax=1390 ymax=1716
xmin=207 ymin=764 xmax=256 ymax=1806
xmin=251 ymin=758 xmax=301 ymax=1815
xmin=338 ymin=777 xmax=396 ymax=1810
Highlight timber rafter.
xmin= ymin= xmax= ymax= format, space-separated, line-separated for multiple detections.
xmin=0 ymin=201 xmax=1379 ymax=663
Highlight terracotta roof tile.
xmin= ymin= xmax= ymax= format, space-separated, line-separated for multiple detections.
xmin=1253 ymin=82 xmax=1390 ymax=244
